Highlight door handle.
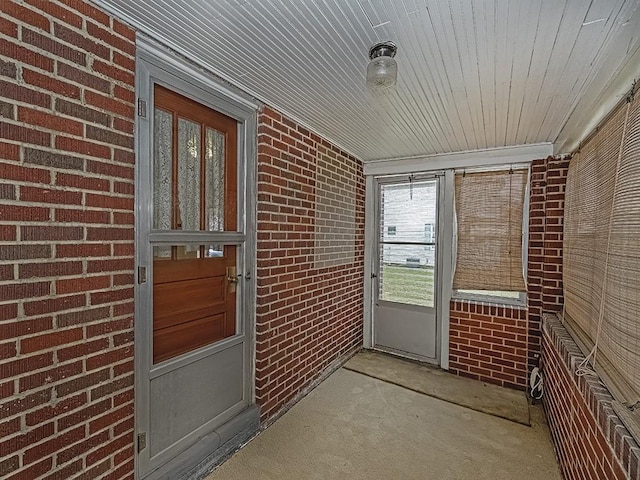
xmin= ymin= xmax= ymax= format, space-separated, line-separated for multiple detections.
xmin=226 ymin=267 xmax=238 ymax=292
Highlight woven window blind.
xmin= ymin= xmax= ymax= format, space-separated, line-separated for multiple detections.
xmin=453 ymin=169 xmax=527 ymax=291
xmin=564 ymin=96 xmax=640 ymax=406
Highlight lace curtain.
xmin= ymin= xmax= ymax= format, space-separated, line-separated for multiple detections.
xmin=153 ymin=108 xmax=172 ymax=231
xmin=153 ymin=113 xmax=226 ymax=238
xmin=177 ymin=118 xmax=201 ymax=232
xmin=153 ymin=109 xmax=172 ymax=258
xmin=206 ymin=128 xmax=225 ymax=231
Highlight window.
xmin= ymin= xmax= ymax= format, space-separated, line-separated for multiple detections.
xmin=453 ymin=168 xmax=527 ymax=303
xmin=424 ymin=223 xmax=435 ymax=243
xmin=378 ymin=180 xmax=437 ymax=307
xmin=563 ymin=96 xmax=640 ymax=422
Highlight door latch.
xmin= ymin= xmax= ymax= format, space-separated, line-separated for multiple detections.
xmin=227 ymin=266 xmax=238 ymax=293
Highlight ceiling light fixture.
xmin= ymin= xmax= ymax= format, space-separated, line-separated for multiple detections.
xmin=366 ymin=41 xmax=398 ymax=90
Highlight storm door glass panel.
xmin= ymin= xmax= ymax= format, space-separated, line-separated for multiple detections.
xmin=205 ymin=128 xmax=225 ymax=231
xmin=379 ymin=181 xmax=437 ymax=307
xmin=151 ymin=85 xmax=239 ymax=365
xmin=152 ymin=244 xmax=236 ymax=364
xmin=177 ymin=118 xmax=201 ymax=231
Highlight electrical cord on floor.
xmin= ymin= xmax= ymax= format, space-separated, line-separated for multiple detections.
xmin=529 ymin=367 xmax=544 ymax=400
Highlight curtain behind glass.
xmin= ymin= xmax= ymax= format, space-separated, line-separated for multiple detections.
xmin=177 ymin=118 xmax=201 ymax=232
xmin=205 ymin=128 xmax=225 ymax=231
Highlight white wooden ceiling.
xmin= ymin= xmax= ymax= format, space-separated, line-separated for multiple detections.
xmin=97 ymin=0 xmax=640 ymax=161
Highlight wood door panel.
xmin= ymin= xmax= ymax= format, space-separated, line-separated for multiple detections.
xmin=153 ymin=276 xmax=226 ymax=331
xmin=153 ymin=313 xmax=227 ymax=364
xmin=153 ymin=257 xmax=226 ymax=284
xmin=152 ymin=247 xmax=236 ymax=363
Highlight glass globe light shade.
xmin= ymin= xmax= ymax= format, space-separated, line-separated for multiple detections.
xmin=366 ymin=56 xmax=398 ymax=89
xmin=366 ymin=41 xmax=398 ymax=90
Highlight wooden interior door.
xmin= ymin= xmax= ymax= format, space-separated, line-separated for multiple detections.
xmin=152 ymin=85 xmax=238 ymax=364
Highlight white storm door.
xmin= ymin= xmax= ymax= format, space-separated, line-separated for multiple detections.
xmin=373 ymin=178 xmax=440 ymax=363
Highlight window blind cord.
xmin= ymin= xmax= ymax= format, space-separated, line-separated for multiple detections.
xmin=576 ymin=101 xmax=631 ymax=378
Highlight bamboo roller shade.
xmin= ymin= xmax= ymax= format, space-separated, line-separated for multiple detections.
xmin=453 ymin=169 xmax=527 ymax=292
xmin=564 ymin=96 xmax=640 ymax=406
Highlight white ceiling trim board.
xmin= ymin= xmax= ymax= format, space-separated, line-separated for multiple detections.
xmin=363 ymin=142 xmax=553 ymax=176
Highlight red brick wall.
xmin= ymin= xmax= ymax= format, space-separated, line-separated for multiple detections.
xmin=449 ymin=300 xmax=528 ymax=389
xmin=527 ymin=156 xmax=570 ymax=372
xmin=255 ymin=107 xmax=365 ymax=420
xmin=0 ymin=1 xmax=136 ymax=479
xmin=542 ymin=315 xmax=638 ymax=480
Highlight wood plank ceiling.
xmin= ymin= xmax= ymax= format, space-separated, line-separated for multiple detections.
xmin=97 ymin=0 xmax=640 ymax=161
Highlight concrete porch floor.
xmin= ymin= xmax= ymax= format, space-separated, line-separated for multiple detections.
xmin=205 ymin=368 xmax=562 ymax=480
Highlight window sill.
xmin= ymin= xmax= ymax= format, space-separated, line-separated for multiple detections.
xmin=451 ymin=293 xmax=527 ymax=308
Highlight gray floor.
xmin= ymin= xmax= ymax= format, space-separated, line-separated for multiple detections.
xmin=206 ymin=368 xmax=562 ymax=480
xmin=345 ymin=350 xmax=530 ymax=425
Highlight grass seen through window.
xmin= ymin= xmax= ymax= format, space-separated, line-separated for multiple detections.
xmin=380 ymin=264 xmax=434 ymax=307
